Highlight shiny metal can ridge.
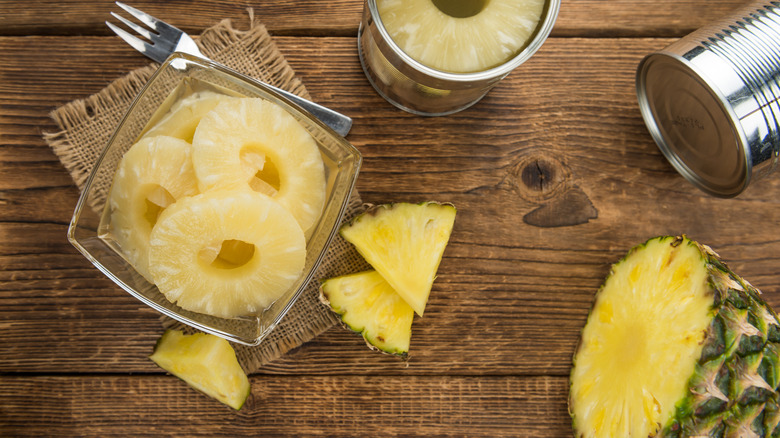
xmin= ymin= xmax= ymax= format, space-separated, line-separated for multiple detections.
xmin=637 ymin=1 xmax=780 ymax=197
xmin=358 ymin=0 xmax=561 ymax=116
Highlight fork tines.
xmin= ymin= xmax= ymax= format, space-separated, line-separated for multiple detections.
xmin=106 ymin=1 xmax=179 ymax=63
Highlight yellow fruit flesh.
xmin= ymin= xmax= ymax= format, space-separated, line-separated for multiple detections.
xmin=149 ymin=190 xmax=306 ymax=318
xmin=377 ymin=0 xmax=545 ymax=73
xmin=149 ymin=330 xmax=250 ymax=410
xmin=108 ymin=136 xmax=199 ymax=282
xmin=192 ymin=98 xmax=326 ymax=235
xmin=340 ymin=203 xmax=456 ymax=316
xmin=107 ymin=94 xmax=322 ymax=319
xmin=569 ymin=239 xmax=714 ymax=437
xmin=321 ymin=270 xmax=414 ymax=356
xmin=142 ymin=91 xmax=234 ymax=143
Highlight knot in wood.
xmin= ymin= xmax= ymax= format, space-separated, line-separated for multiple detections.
xmin=507 ymin=153 xmax=568 ymax=202
xmin=521 ymin=159 xmax=556 ymax=194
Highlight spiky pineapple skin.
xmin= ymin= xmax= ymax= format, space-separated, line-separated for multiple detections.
xmin=339 ymin=201 xmax=456 ymax=317
xmin=319 ymin=270 xmax=414 ymax=359
xmin=664 ymin=242 xmax=780 ymax=437
xmin=570 ymin=236 xmax=780 ymax=438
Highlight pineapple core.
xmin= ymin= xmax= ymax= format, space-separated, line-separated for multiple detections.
xmin=570 ymin=240 xmax=713 ymax=437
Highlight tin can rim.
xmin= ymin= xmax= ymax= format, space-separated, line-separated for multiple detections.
xmin=365 ymin=0 xmax=561 ymax=83
xmin=636 ymin=51 xmax=752 ymax=198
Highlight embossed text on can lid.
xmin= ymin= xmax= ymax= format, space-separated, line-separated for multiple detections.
xmin=637 ymin=52 xmax=750 ymax=197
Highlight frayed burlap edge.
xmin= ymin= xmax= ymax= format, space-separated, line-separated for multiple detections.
xmin=42 ymin=11 xmax=364 ymax=373
xmin=43 ymin=65 xmax=158 ymax=191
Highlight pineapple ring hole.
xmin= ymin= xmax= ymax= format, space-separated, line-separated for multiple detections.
xmin=143 ymin=185 xmax=175 ymax=228
xmin=239 ymin=147 xmax=281 ymax=195
xmin=198 ymin=239 xmax=256 ymax=270
xmin=431 ymin=0 xmax=489 ymax=18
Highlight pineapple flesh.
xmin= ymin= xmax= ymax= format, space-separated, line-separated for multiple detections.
xmin=105 ymin=93 xmax=324 ymax=320
xmin=340 ymin=202 xmax=456 ymax=316
xmin=108 ymin=135 xmax=199 ymax=282
xmin=148 ymin=189 xmax=306 ymax=319
xmin=142 ymin=91 xmax=234 ymax=143
xmin=569 ymin=236 xmax=780 ymax=437
xmin=149 ymin=329 xmax=250 ymax=410
xmin=377 ymin=0 xmax=545 ymax=73
xmin=320 ymin=270 xmax=414 ymax=357
xmin=192 ymin=98 xmax=326 ymax=235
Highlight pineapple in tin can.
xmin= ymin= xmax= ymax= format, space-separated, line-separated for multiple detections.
xmin=569 ymin=235 xmax=780 ymax=437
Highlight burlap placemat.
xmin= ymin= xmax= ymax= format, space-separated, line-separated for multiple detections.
xmin=43 ymin=13 xmax=368 ymax=373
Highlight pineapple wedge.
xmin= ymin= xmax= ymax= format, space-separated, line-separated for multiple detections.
xmin=569 ymin=236 xmax=780 ymax=437
xmin=377 ymin=0 xmax=545 ymax=73
xmin=149 ymin=189 xmax=306 ymax=319
xmin=192 ymin=98 xmax=326 ymax=235
xmin=340 ymin=202 xmax=456 ymax=316
xmin=320 ymin=270 xmax=414 ymax=357
xmin=149 ymin=330 xmax=250 ymax=410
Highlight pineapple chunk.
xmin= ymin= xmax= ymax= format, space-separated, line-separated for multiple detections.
xmin=149 ymin=330 xmax=250 ymax=410
xmin=569 ymin=236 xmax=780 ymax=437
xmin=148 ymin=190 xmax=306 ymax=318
xmin=377 ymin=0 xmax=545 ymax=73
xmin=340 ymin=202 xmax=456 ymax=316
xmin=142 ymin=91 xmax=234 ymax=143
xmin=108 ymin=135 xmax=199 ymax=282
xmin=320 ymin=270 xmax=414 ymax=357
xmin=192 ymin=98 xmax=326 ymax=235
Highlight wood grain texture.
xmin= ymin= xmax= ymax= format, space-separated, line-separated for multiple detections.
xmin=3 ymin=34 xmax=780 ymax=378
xmin=0 ymin=0 xmax=749 ymax=37
xmin=4 ymin=1 xmax=780 ymax=435
xmin=0 ymin=375 xmax=571 ymax=436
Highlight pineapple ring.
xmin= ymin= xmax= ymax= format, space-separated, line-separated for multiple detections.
xmin=108 ymin=135 xmax=199 ymax=282
xmin=377 ymin=0 xmax=545 ymax=73
xmin=142 ymin=91 xmax=234 ymax=143
xmin=192 ymin=98 xmax=326 ymax=235
xmin=148 ymin=189 xmax=307 ymax=319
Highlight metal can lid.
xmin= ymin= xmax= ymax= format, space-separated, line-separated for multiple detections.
xmin=637 ymin=52 xmax=750 ymax=197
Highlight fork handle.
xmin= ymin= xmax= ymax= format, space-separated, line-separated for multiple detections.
xmin=263 ymin=83 xmax=352 ymax=137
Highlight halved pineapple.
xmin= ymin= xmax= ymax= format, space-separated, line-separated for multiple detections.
xmin=148 ymin=189 xmax=306 ymax=319
xmin=570 ymin=236 xmax=780 ymax=437
xmin=377 ymin=0 xmax=545 ymax=73
xmin=142 ymin=91 xmax=234 ymax=143
xmin=191 ymin=98 xmax=326 ymax=235
xmin=149 ymin=329 xmax=250 ymax=410
xmin=108 ymin=135 xmax=199 ymax=282
xmin=320 ymin=270 xmax=414 ymax=357
xmin=340 ymin=202 xmax=456 ymax=316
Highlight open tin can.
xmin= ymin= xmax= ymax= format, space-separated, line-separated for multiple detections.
xmin=357 ymin=0 xmax=561 ymax=116
xmin=637 ymin=1 xmax=780 ymax=197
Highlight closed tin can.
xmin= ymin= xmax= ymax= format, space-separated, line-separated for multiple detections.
xmin=357 ymin=0 xmax=561 ymax=116
xmin=637 ymin=1 xmax=780 ymax=197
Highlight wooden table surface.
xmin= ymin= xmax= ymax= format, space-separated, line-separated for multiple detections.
xmin=3 ymin=0 xmax=780 ymax=436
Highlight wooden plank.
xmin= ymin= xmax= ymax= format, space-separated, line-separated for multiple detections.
xmin=0 ymin=0 xmax=748 ymax=37
xmin=0 ymin=374 xmax=571 ymax=437
xmin=2 ymin=35 xmax=780 ymax=376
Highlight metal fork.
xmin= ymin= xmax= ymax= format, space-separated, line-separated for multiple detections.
xmin=106 ymin=2 xmax=352 ymax=136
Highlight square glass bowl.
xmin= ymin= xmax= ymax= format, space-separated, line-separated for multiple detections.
xmin=67 ymin=53 xmax=361 ymax=346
